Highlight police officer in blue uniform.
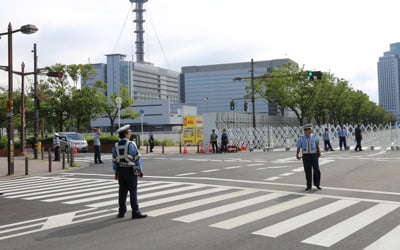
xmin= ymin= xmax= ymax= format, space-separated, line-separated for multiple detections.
xmin=296 ymin=124 xmax=322 ymax=191
xmin=112 ymin=125 xmax=147 ymax=219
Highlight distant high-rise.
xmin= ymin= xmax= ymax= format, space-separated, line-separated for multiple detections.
xmin=130 ymin=0 xmax=148 ymax=63
xmin=378 ymin=42 xmax=400 ymax=120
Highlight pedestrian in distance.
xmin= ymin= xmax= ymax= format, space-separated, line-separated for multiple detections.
xmin=337 ymin=125 xmax=349 ymax=150
xmin=354 ymin=124 xmax=363 ymax=151
xmin=93 ymin=127 xmax=103 ymax=164
xmin=322 ymin=128 xmax=334 ymax=151
xmin=148 ymin=132 xmax=155 ymax=152
xmin=220 ymin=129 xmax=228 ymax=153
xmin=210 ymin=129 xmax=218 ymax=153
xmin=296 ymin=123 xmax=322 ymax=191
xmin=112 ymin=125 xmax=147 ymax=219
xmin=53 ymin=133 xmax=60 ymax=161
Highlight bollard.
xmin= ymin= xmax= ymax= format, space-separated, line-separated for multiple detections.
xmin=62 ymin=152 xmax=66 ymax=169
xmin=48 ymin=149 xmax=52 ymax=172
xmin=41 ymin=146 xmax=44 ymax=160
xmin=25 ymin=156 xmax=29 ymax=175
xmin=70 ymin=149 xmax=74 ymax=167
xmin=162 ymin=145 xmax=165 ymax=154
xmin=67 ymin=149 xmax=70 ymax=163
xmin=179 ymin=142 xmax=182 ymax=154
xmin=146 ymin=145 xmax=148 ymax=153
xmin=197 ymin=144 xmax=199 ymax=153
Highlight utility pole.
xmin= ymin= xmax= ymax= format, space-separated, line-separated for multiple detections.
xmin=33 ymin=43 xmax=39 ymax=159
xmin=20 ymin=62 xmax=25 ymax=155
xmin=250 ymin=59 xmax=256 ymax=128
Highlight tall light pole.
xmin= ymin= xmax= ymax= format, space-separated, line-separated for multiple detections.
xmin=232 ymin=59 xmax=256 ymax=129
xmin=20 ymin=62 xmax=26 ymax=155
xmin=250 ymin=59 xmax=256 ymax=128
xmin=33 ymin=43 xmax=39 ymax=159
xmin=0 ymin=23 xmax=38 ymax=175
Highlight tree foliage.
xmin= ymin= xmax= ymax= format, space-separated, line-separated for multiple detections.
xmin=247 ymin=63 xmax=395 ymax=126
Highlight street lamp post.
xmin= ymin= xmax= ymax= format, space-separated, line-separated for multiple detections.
xmin=232 ymin=59 xmax=256 ymax=129
xmin=116 ymin=96 xmax=122 ymax=128
xmin=250 ymin=59 xmax=256 ymax=129
xmin=0 ymin=23 xmax=38 ymax=175
xmin=20 ymin=62 xmax=25 ymax=155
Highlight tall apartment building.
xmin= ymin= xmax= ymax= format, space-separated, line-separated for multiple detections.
xmin=378 ymin=42 xmax=400 ymax=120
xmin=181 ymin=58 xmax=298 ymax=115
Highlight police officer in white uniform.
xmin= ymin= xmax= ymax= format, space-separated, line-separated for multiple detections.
xmin=112 ymin=125 xmax=147 ymax=219
xmin=296 ymin=124 xmax=322 ymax=191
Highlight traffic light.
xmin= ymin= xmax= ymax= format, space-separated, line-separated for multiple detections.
xmin=230 ymin=100 xmax=235 ymax=110
xmin=307 ymin=71 xmax=322 ymax=81
xmin=47 ymin=72 xmax=63 ymax=78
xmin=244 ymin=101 xmax=248 ymax=111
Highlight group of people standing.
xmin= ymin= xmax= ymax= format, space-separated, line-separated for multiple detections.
xmin=321 ymin=125 xmax=363 ymax=152
xmin=210 ymin=129 xmax=229 ymax=153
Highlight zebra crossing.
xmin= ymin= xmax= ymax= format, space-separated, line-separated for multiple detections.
xmin=1 ymin=176 xmax=400 ymax=248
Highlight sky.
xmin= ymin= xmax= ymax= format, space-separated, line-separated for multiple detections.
xmin=1 ymin=0 xmax=400 ymax=104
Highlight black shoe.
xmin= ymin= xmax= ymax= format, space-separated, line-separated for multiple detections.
xmin=0 ymin=193 xmax=3 ymax=195
xmin=305 ymin=187 xmax=311 ymax=191
xmin=132 ymin=213 xmax=147 ymax=219
xmin=116 ymin=214 xmax=124 ymax=218
xmin=316 ymin=186 xmax=322 ymax=190
xmin=99 ymin=161 xmax=104 ymax=163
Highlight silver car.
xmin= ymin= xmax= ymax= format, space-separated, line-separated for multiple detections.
xmin=58 ymin=132 xmax=88 ymax=153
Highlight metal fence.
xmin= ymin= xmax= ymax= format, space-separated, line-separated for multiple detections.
xmin=214 ymin=124 xmax=400 ymax=150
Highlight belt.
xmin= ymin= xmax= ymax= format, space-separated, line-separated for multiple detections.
xmin=117 ymin=162 xmax=135 ymax=168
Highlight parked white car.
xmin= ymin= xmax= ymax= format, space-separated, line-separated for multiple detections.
xmin=58 ymin=132 xmax=88 ymax=153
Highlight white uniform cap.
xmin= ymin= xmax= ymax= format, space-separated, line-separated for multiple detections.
xmin=54 ymin=133 xmax=59 ymax=137
xmin=302 ymin=123 xmax=313 ymax=130
xmin=116 ymin=124 xmax=131 ymax=134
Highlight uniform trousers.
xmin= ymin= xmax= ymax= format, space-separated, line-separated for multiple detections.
xmin=339 ymin=136 xmax=347 ymax=150
xmin=117 ymin=167 xmax=139 ymax=215
xmin=94 ymin=145 xmax=101 ymax=163
xmin=302 ymin=153 xmax=321 ymax=188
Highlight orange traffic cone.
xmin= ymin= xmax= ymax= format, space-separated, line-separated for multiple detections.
xmin=183 ymin=144 xmax=188 ymax=154
xmin=73 ymin=146 xmax=78 ymax=155
xmin=208 ymin=145 xmax=213 ymax=153
xmin=199 ymin=144 xmax=205 ymax=153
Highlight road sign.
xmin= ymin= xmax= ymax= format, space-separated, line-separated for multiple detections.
xmin=140 ymin=109 xmax=144 ymax=115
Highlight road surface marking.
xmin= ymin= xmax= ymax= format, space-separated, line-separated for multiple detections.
xmin=210 ymin=195 xmax=320 ymax=229
xmin=173 ymin=192 xmax=285 ymax=223
xmin=364 ymin=225 xmax=400 ymax=250
xmin=147 ymin=189 xmax=257 ymax=217
xmin=252 ymin=199 xmax=359 ymax=237
xmin=302 ymin=203 xmax=399 ymax=247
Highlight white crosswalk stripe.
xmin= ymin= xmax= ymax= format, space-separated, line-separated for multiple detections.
xmin=2 ymin=176 xmax=400 ymax=248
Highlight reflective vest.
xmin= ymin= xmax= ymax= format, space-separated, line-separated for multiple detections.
xmin=112 ymin=140 xmax=140 ymax=167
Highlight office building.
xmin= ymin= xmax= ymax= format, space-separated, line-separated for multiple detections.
xmin=181 ymin=58 xmax=298 ymax=115
xmin=378 ymin=42 xmax=400 ymax=120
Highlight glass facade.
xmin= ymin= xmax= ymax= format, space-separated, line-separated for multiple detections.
xmin=182 ymin=59 xmax=298 ymax=114
xmin=378 ymin=43 xmax=400 ymax=120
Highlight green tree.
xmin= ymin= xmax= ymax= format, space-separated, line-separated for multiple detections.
xmin=253 ymin=63 xmax=321 ymax=125
xmin=93 ymin=81 xmax=139 ymax=135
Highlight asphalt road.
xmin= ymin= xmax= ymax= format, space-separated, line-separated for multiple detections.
xmin=1 ymin=148 xmax=400 ymax=250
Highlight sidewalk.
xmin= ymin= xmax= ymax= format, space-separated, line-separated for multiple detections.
xmin=0 ymin=153 xmax=90 ymax=180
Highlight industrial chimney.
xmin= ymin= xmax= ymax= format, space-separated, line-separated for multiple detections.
xmin=130 ymin=0 xmax=148 ymax=63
